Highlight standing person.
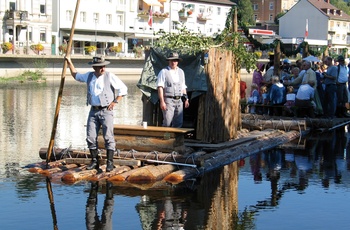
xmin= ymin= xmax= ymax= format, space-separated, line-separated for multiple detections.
xmin=335 ymin=55 xmax=350 ymax=117
xmin=269 ymin=76 xmax=286 ymax=116
xmin=252 ymin=63 xmax=265 ymax=90
xmin=322 ymin=56 xmax=337 ymax=118
xmin=66 ymin=56 xmax=128 ymax=172
xmin=157 ymin=52 xmax=189 ymax=127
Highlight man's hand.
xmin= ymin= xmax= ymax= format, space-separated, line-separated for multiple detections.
xmin=160 ymin=101 xmax=167 ymax=111
xmin=184 ymin=100 xmax=189 ymax=108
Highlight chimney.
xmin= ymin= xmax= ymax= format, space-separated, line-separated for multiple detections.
xmin=340 ymin=10 xmax=342 ymax=16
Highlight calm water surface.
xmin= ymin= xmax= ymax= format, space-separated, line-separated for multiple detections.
xmin=1 ymin=78 xmax=350 ymax=230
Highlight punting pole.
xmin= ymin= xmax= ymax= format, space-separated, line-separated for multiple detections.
xmin=46 ymin=0 xmax=81 ymax=167
xmin=146 ymin=159 xmax=197 ymax=168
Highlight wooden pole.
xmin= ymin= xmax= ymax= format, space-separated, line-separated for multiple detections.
xmin=46 ymin=0 xmax=80 ymax=165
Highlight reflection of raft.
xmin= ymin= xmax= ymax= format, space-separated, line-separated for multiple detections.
xmin=27 ymin=129 xmax=300 ymax=188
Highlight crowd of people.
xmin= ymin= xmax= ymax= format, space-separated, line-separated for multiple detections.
xmin=243 ymin=55 xmax=350 ymax=118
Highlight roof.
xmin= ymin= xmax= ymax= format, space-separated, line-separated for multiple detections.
xmin=308 ymin=0 xmax=350 ymax=21
xmin=175 ymin=0 xmax=236 ymax=6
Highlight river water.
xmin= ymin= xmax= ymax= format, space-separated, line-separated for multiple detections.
xmin=1 ymin=77 xmax=350 ymax=230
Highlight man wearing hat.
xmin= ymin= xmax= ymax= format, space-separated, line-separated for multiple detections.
xmin=157 ymin=52 xmax=189 ymax=127
xmin=66 ymin=56 xmax=128 ymax=172
xmin=335 ymin=55 xmax=350 ymax=117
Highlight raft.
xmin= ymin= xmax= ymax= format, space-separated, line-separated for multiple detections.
xmin=28 ymin=129 xmax=301 ymax=188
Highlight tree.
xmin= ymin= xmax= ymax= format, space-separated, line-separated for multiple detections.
xmin=232 ymin=0 xmax=255 ymax=27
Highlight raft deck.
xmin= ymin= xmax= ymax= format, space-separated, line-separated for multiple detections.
xmin=31 ymin=129 xmax=300 ymax=187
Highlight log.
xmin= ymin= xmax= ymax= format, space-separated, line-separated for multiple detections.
xmin=27 ymin=160 xmax=66 ymax=173
xmin=107 ymin=166 xmax=145 ymax=182
xmin=127 ymin=164 xmax=177 ymax=183
xmin=199 ymin=130 xmax=300 ymax=173
xmin=61 ymin=165 xmax=106 ymax=184
xmin=64 ymin=158 xmax=141 ymax=167
xmin=164 ymin=167 xmax=200 ymax=184
xmin=40 ymin=164 xmax=79 ymax=176
xmin=89 ymin=165 xmax=131 ymax=181
xmin=49 ymin=166 xmax=86 ymax=183
xmin=242 ymin=119 xmax=307 ymax=131
xmin=38 ymin=148 xmax=193 ymax=163
xmin=97 ymin=135 xmax=186 ymax=153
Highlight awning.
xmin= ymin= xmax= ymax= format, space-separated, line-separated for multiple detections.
xmin=71 ymin=34 xmax=124 ymax=42
xmin=143 ymin=0 xmax=163 ymax=7
xmin=134 ymin=33 xmax=159 ymax=39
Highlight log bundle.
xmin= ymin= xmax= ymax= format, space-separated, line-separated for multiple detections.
xmin=29 ymin=129 xmax=300 ymax=188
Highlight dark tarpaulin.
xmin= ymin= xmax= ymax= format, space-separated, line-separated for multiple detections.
xmin=137 ymin=47 xmax=208 ymax=104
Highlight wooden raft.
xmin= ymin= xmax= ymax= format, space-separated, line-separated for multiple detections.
xmin=98 ymin=125 xmax=194 ymax=154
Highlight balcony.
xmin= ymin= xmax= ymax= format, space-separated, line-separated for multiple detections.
xmin=6 ymin=10 xmax=28 ymax=21
xmin=137 ymin=11 xmax=169 ymax=20
xmin=197 ymin=13 xmax=211 ymax=22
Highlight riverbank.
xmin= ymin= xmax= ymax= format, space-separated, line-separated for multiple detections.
xmin=0 ymin=54 xmax=256 ymax=90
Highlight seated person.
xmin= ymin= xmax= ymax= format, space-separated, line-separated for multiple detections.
xmin=248 ymin=83 xmax=260 ymax=114
xmin=295 ymin=81 xmax=316 ymax=118
xmin=284 ymin=86 xmax=296 ymax=116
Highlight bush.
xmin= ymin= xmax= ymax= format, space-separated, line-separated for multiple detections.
xmin=30 ymin=44 xmax=44 ymax=55
xmin=1 ymin=42 xmax=13 ymax=53
xmin=109 ymin=46 xmax=121 ymax=52
xmin=58 ymin=44 xmax=67 ymax=54
xmin=85 ymin=46 xmax=97 ymax=54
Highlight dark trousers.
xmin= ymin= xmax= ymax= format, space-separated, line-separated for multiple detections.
xmin=324 ymin=84 xmax=337 ymax=118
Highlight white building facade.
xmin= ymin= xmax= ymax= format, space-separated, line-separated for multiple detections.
xmin=278 ymin=0 xmax=350 ymax=54
xmin=0 ymin=0 xmax=235 ymax=55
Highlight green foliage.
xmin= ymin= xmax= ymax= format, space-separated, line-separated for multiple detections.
xmin=154 ymin=27 xmax=213 ymax=55
xmin=233 ymin=0 xmax=255 ymax=26
xmin=1 ymin=42 xmax=13 ymax=53
xmin=215 ymin=28 xmax=257 ymax=73
xmin=0 ymin=70 xmax=45 ymax=83
xmin=275 ymin=12 xmax=286 ymax=25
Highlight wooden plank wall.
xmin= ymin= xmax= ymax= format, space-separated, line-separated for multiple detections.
xmin=197 ymin=48 xmax=241 ymax=143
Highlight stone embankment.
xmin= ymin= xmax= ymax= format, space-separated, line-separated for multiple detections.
xmin=0 ymin=54 xmax=257 ymax=83
xmin=0 ymin=54 xmax=145 ymax=82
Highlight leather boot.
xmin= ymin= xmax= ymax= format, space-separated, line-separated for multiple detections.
xmin=105 ymin=181 xmax=113 ymax=200
xmin=106 ymin=150 xmax=114 ymax=172
xmin=87 ymin=181 xmax=99 ymax=205
xmin=86 ymin=149 xmax=99 ymax=170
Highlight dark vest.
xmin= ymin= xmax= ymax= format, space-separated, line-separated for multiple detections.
xmin=86 ymin=72 xmax=115 ymax=106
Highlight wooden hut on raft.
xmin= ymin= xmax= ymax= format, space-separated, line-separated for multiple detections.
xmin=138 ymin=47 xmax=241 ymax=144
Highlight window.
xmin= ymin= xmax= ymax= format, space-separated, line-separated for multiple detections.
xmin=106 ymin=14 xmax=112 ymax=24
xmin=9 ymin=2 xmax=16 ymax=11
xmin=117 ymin=0 xmax=126 ymax=11
xmin=199 ymin=5 xmax=205 ymax=13
xmin=116 ymin=14 xmax=123 ymax=27
xmin=93 ymin=13 xmax=99 ymax=23
xmin=80 ymin=12 xmax=86 ymax=23
xmin=40 ymin=4 xmax=45 ymax=14
xmin=269 ymin=14 xmax=273 ymax=21
xmin=66 ymin=10 xmax=72 ymax=21
xmin=253 ymin=4 xmax=258 ymax=11
xmin=40 ymin=29 xmax=46 ymax=42
xmin=269 ymin=2 xmax=274 ymax=10
xmin=217 ymin=7 xmax=221 ymax=15
xmin=254 ymin=14 xmax=258 ymax=21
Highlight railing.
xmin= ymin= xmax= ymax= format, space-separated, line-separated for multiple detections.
xmin=6 ymin=10 xmax=28 ymax=20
